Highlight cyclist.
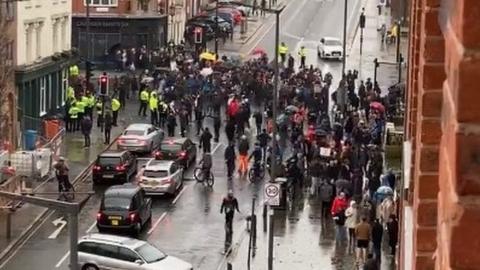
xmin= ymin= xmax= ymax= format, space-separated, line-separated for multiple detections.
xmin=53 ymin=157 xmax=71 ymax=194
xmin=198 ymin=152 xmax=213 ymax=180
xmin=256 ymin=128 xmax=271 ymax=162
xmin=237 ymin=135 xmax=249 ymax=175
xmin=249 ymin=142 xmax=263 ymax=178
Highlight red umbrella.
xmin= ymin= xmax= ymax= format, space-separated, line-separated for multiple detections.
xmin=370 ymin=101 xmax=385 ymax=113
xmin=251 ymin=47 xmax=267 ymax=56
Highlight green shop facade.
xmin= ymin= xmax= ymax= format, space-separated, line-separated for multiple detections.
xmin=15 ymin=54 xmax=76 ymax=133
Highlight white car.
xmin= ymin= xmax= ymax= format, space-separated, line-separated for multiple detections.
xmin=317 ymin=37 xmax=343 ymax=60
xmin=78 ymin=233 xmax=193 ymax=270
xmin=136 ymin=159 xmax=183 ymax=196
xmin=117 ymin=124 xmax=164 ymax=153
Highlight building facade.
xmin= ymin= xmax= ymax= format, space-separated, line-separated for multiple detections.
xmin=15 ymin=0 xmax=75 ymax=133
xmin=402 ymin=0 xmax=480 ymax=269
xmin=71 ymin=0 xmax=168 ymax=63
xmin=0 ymin=1 xmax=16 ymax=149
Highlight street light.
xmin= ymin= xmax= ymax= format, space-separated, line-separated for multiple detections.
xmin=169 ymin=4 xmax=176 ymax=45
xmin=214 ymin=0 xmax=219 ymax=56
xmin=341 ymin=0 xmax=347 ymax=77
xmin=359 ymin=8 xmax=365 ymax=55
xmin=85 ymin=0 xmax=91 ymax=84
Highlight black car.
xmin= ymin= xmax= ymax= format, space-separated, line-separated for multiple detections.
xmin=96 ymin=184 xmax=152 ymax=235
xmin=185 ymin=22 xmax=215 ymax=42
xmin=188 ymin=15 xmax=233 ymax=32
xmin=153 ymin=138 xmax=197 ymax=168
xmin=92 ymin=150 xmax=137 ymax=185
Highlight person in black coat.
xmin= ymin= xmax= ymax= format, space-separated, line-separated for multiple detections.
xmin=80 ymin=116 xmax=93 ymax=148
xmin=213 ymin=114 xmax=221 ymax=142
xmin=166 ymin=111 xmax=177 ymax=137
xmin=199 ymin=127 xmax=213 ymax=153
xmin=371 ymin=219 xmax=383 ymax=264
xmin=387 ymin=214 xmax=399 ymax=256
xmin=225 ymin=119 xmax=236 ymax=143
xmin=104 ymin=113 xmax=113 ymax=144
xmin=224 ymin=142 xmax=236 ymax=178
xmin=363 ymin=254 xmax=379 ymax=270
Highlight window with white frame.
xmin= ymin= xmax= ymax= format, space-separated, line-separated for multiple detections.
xmin=52 ymin=20 xmax=59 ymax=52
xmin=25 ymin=25 xmax=33 ymax=63
xmin=61 ymin=17 xmax=67 ymax=50
xmin=84 ymin=0 xmax=118 ymax=7
xmin=39 ymin=76 xmax=47 ymax=116
xmin=62 ymin=69 xmax=68 ymax=105
xmin=35 ymin=23 xmax=43 ymax=60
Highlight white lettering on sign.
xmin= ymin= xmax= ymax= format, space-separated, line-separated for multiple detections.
xmin=264 ymin=183 xmax=280 ymax=206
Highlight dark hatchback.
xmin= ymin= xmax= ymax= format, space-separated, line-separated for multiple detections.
xmin=96 ymin=184 xmax=152 ymax=235
xmin=92 ymin=150 xmax=137 ymax=185
xmin=153 ymin=138 xmax=197 ymax=169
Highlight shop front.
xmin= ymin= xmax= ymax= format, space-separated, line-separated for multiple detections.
xmin=71 ymin=16 xmax=168 ymax=63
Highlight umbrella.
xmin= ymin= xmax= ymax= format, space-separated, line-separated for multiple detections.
xmin=141 ymin=76 xmax=154 ymax=83
xmin=251 ymin=47 xmax=267 ymax=56
xmin=200 ymin=52 xmax=216 ymax=61
xmin=285 ymin=105 xmax=299 ymax=113
xmin=376 ymin=186 xmax=394 ymax=195
xmin=200 ymin=67 xmax=213 ymax=77
xmin=370 ymin=101 xmax=385 ymax=113
xmin=276 ymin=113 xmax=289 ymax=126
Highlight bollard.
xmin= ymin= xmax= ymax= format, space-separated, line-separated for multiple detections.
xmin=227 ymin=263 xmax=233 ymax=270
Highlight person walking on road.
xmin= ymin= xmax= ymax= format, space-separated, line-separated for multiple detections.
xmin=224 ymin=142 xmax=236 ymax=179
xmin=260 ymin=0 xmax=266 ymax=16
xmin=166 ymin=111 xmax=177 ymax=137
xmin=345 ymin=200 xmax=359 ymax=253
xmin=221 ymin=190 xmax=240 ymax=254
xmin=104 ymin=113 xmax=113 ymax=145
xmin=139 ymin=88 xmax=149 ymax=117
xmin=387 ymin=214 xmax=399 ymax=257
xmin=237 ymin=135 xmax=250 ymax=175
xmin=298 ymin=46 xmax=306 ymax=69
xmin=53 ymin=157 xmax=70 ymax=194
xmin=371 ymin=218 xmax=384 ymax=265
xmin=80 ymin=115 xmax=93 ymax=148
xmin=111 ymin=96 xmax=121 ymax=126
xmin=200 ymin=127 xmax=213 ymax=153
xmin=319 ymin=180 xmax=334 ymax=218
xmin=355 ymin=216 xmax=371 ymax=266
xmin=149 ymin=92 xmax=159 ymax=126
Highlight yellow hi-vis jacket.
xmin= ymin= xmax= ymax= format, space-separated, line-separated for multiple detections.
xmin=140 ymin=90 xmax=149 ymax=102
xmin=149 ymin=96 xmax=158 ymax=111
xmin=278 ymin=45 xmax=288 ymax=55
xmin=112 ymin=98 xmax=121 ymax=112
xmin=298 ymin=47 xmax=306 ymax=57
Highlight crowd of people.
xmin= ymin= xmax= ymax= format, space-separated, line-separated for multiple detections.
xmin=64 ymin=42 xmax=403 ymax=269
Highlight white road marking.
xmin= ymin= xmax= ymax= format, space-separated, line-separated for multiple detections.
xmin=48 ymin=217 xmax=67 ymax=239
xmin=85 ymin=221 xmax=97 ymax=234
xmin=55 ymin=252 xmax=70 ymax=268
xmin=147 ymin=212 xmax=167 ymax=235
xmin=211 ymin=142 xmax=223 ymax=154
xmin=172 ymin=186 xmax=188 ymax=205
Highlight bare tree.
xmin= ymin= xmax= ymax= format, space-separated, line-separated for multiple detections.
xmin=0 ymin=11 xmax=15 ymax=146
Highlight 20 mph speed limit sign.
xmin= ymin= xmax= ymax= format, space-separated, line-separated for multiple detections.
xmin=264 ymin=183 xmax=280 ymax=206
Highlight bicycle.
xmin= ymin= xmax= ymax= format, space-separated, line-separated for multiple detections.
xmin=194 ymin=167 xmax=215 ymax=187
xmin=58 ymin=177 xmax=75 ymax=202
xmin=248 ymin=162 xmax=265 ymax=183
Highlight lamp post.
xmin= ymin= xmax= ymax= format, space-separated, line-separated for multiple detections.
xmin=214 ymin=0 xmax=219 ymax=56
xmin=85 ymin=0 xmax=91 ymax=84
xmin=359 ymin=8 xmax=365 ymax=56
xmin=169 ymin=4 xmax=176 ymax=45
xmin=341 ymin=0 xmax=347 ymax=77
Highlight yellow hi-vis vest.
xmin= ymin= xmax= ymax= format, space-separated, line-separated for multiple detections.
xmin=278 ymin=45 xmax=288 ymax=55
xmin=112 ymin=98 xmax=121 ymax=112
xmin=298 ymin=47 xmax=306 ymax=57
xmin=69 ymin=65 xmax=79 ymax=77
xmin=149 ymin=96 xmax=158 ymax=110
xmin=69 ymin=106 xmax=80 ymax=119
xmin=96 ymin=101 xmax=103 ymax=115
xmin=140 ymin=90 xmax=149 ymax=101
xmin=76 ymin=100 xmax=86 ymax=113
xmin=67 ymin=86 xmax=75 ymax=101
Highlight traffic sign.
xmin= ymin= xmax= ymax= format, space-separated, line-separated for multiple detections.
xmin=264 ymin=183 xmax=280 ymax=206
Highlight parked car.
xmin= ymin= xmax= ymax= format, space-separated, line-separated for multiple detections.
xmin=78 ymin=233 xmax=193 ymax=270
xmin=317 ymin=37 xmax=343 ymax=60
xmin=205 ymin=10 xmax=235 ymax=26
xmin=185 ymin=21 xmax=216 ymax=43
xmin=153 ymin=138 xmax=197 ymax=169
xmin=117 ymin=124 xmax=164 ymax=153
xmin=136 ymin=159 xmax=183 ymax=196
xmin=218 ymin=2 xmax=250 ymax=16
xmin=216 ymin=7 xmax=243 ymax=24
xmin=188 ymin=15 xmax=233 ymax=32
xmin=96 ymin=184 xmax=152 ymax=235
xmin=92 ymin=150 xmax=137 ymax=185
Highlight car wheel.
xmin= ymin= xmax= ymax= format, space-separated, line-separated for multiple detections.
xmin=82 ymin=264 xmax=99 ymax=270
xmin=132 ymin=222 xmax=142 ymax=236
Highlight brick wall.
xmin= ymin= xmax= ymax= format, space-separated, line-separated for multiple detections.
xmin=403 ymin=0 xmax=480 ymax=269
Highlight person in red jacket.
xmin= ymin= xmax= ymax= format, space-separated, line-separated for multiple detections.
xmin=331 ymin=191 xmax=348 ymax=216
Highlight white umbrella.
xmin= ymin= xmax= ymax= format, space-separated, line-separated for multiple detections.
xmin=200 ymin=67 xmax=213 ymax=77
xmin=141 ymin=76 xmax=154 ymax=83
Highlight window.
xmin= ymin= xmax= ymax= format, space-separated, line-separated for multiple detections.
xmin=84 ymin=0 xmax=118 ymax=7
xmin=135 ymin=243 xmax=166 ymax=263
xmin=52 ymin=21 xmax=58 ymax=53
xmin=143 ymin=170 xmax=168 ymax=178
xmin=35 ymin=23 xmax=43 ymax=60
xmin=5 ymin=41 xmax=13 ymax=66
xmin=25 ymin=26 xmax=33 ymax=63
xmin=39 ymin=76 xmax=47 ymax=116
xmin=61 ymin=69 xmax=68 ymax=105
xmin=95 ymin=244 xmax=120 ymax=259
xmin=61 ymin=18 xmax=67 ymax=50
xmin=78 ymin=242 xmax=99 ymax=254
xmin=1 ymin=1 xmax=14 ymax=21
xmin=118 ymin=247 xmax=141 ymax=262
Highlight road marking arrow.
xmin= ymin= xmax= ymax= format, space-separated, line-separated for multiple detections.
xmin=48 ymin=217 xmax=67 ymax=239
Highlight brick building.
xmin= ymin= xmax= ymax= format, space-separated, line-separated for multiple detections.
xmin=402 ymin=0 xmax=480 ymax=269
xmin=71 ymin=0 xmax=168 ymax=63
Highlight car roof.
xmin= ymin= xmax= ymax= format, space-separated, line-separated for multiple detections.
xmin=98 ymin=150 xmax=128 ymax=157
xmin=80 ymin=233 xmax=145 ymax=249
xmin=104 ymin=184 xmax=140 ymax=198
xmin=162 ymin=137 xmax=189 ymax=145
xmin=145 ymin=159 xmax=174 ymax=170
xmin=125 ymin=123 xmax=152 ymax=130
xmin=323 ymin=36 xmax=341 ymax=41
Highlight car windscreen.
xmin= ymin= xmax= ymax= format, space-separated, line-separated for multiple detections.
xmin=98 ymin=157 xmax=121 ymax=166
xmin=123 ymin=129 xmax=145 ymax=136
xmin=103 ymin=196 xmax=131 ymax=210
xmin=143 ymin=170 xmax=169 ymax=178
xmin=135 ymin=243 xmax=167 ymax=263
xmin=325 ymin=40 xmax=341 ymax=46
xmin=160 ymin=143 xmax=182 ymax=152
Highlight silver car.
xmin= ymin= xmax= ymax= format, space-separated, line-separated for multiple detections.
xmin=78 ymin=233 xmax=193 ymax=270
xmin=117 ymin=124 xmax=164 ymax=153
xmin=136 ymin=159 xmax=184 ymax=196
